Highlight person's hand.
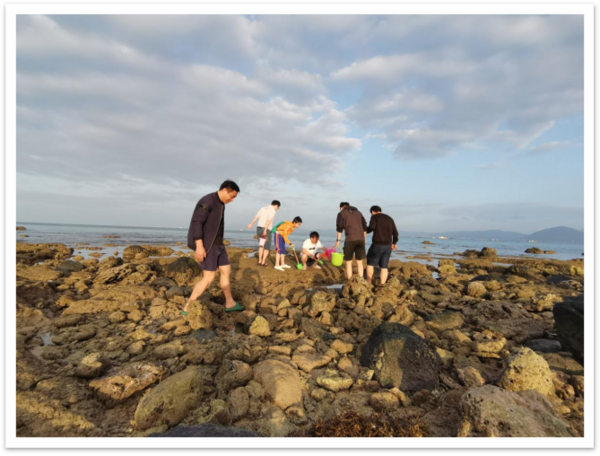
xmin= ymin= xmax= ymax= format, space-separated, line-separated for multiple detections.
xmin=392 ymin=244 xmax=397 ymax=251
xmin=290 ymin=244 xmax=295 ymax=250
xmin=335 ymin=240 xmax=340 ymax=246
xmin=195 ymin=246 xmax=207 ymax=262
xmin=246 ymin=223 xmax=252 ymax=230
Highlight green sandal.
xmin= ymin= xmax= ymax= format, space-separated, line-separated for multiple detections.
xmin=181 ymin=310 xmax=189 ymax=316
xmin=225 ymin=303 xmax=244 ymax=312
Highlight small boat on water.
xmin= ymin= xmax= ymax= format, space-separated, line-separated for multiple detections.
xmin=438 ymin=236 xmax=448 ymax=240
xmin=528 ymin=240 xmax=536 ymax=243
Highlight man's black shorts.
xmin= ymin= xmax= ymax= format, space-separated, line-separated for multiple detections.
xmin=367 ymin=244 xmax=393 ymax=268
xmin=343 ymin=240 xmax=366 ymax=261
xmin=200 ymin=244 xmax=230 ymax=271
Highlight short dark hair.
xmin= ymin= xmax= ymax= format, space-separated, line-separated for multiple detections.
xmin=293 ymin=216 xmax=303 ymax=224
xmin=340 ymin=202 xmax=349 ymax=209
xmin=310 ymin=231 xmax=319 ymax=239
xmin=219 ymin=180 xmax=240 ymax=192
xmin=271 ymin=200 xmax=281 ymax=207
xmin=370 ymin=205 xmax=382 ymax=213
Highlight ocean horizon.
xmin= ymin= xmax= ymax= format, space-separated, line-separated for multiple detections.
xmin=16 ymin=221 xmax=584 ymax=263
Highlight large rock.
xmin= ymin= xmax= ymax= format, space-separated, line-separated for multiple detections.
xmin=308 ymin=291 xmax=336 ymax=317
xmin=166 ymin=257 xmax=202 ymax=286
xmin=134 ymin=366 xmax=204 ymax=430
xmin=215 ymin=360 xmax=253 ymax=394
xmin=462 ymin=300 xmax=545 ymax=343
xmin=123 ymin=245 xmax=149 ymax=262
xmin=341 ymin=276 xmax=373 ymax=306
xmin=359 ymin=323 xmax=441 ymax=392
xmin=89 ymin=363 xmax=167 ymax=407
xmin=498 ymin=347 xmax=555 ymax=396
xmin=553 ymin=295 xmax=584 ymax=363
xmin=459 ymin=385 xmax=574 ymax=437
xmin=253 ymin=360 xmax=302 ymax=410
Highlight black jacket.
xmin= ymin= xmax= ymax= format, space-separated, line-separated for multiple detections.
xmin=187 ymin=192 xmax=225 ymax=252
xmin=367 ymin=213 xmax=399 ymax=245
xmin=336 ymin=206 xmax=368 ymax=242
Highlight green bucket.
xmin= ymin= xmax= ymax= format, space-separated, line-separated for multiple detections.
xmin=331 ymin=252 xmax=344 ymax=267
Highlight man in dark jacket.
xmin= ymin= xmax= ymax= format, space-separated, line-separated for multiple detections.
xmin=335 ymin=202 xmax=368 ymax=280
xmin=183 ymin=180 xmax=243 ymax=315
xmin=366 ymin=205 xmax=399 ymax=285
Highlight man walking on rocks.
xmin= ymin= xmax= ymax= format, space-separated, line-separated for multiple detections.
xmin=365 ymin=205 xmax=398 ymax=285
xmin=183 ymin=180 xmax=243 ymax=315
xmin=335 ymin=202 xmax=368 ymax=280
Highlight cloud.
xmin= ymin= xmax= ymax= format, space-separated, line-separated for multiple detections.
xmin=17 ymin=16 xmax=361 ymax=195
xmin=327 ymin=16 xmax=582 ymax=161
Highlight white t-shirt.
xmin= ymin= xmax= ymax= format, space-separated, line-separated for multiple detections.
xmin=256 ymin=205 xmax=277 ymax=229
xmin=302 ymin=239 xmax=324 ymax=256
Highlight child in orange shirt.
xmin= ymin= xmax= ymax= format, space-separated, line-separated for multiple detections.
xmin=273 ymin=216 xmax=302 ymax=271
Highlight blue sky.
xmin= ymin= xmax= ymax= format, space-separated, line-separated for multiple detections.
xmin=16 ymin=14 xmax=584 ymax=233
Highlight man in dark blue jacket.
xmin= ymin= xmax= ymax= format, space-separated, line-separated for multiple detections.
xmin=183 ymin=180 xmax=243 ymax=315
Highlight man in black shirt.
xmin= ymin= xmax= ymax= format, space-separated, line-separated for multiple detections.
xmin=183 ymin=180 xmax=243 ymax=315
xmin=366 ymin=205 xmax=398 ymax=285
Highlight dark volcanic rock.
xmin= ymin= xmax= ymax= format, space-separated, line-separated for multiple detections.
xmin=360 ymin=322 xmax=441 ymax=392
xmin=553 ymin=295 xmax=584 ymax=363
xmin=166 ymin=257 xmax=202 ymax=285
xmin=525 ymin=339 xmax=563 ymax=354
xmin=152 ymin=277 xmax=178 ymax=288
xmin=525 ymin=247 xmax=543 ymax=254
xmin=191 ymin=329 xmax=218 ymax=343
xmin=149 ymin=424 xmax=260 ymax=437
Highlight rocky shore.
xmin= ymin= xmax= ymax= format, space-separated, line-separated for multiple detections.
xmin=15 ymin=242 xmax=584 ymax=438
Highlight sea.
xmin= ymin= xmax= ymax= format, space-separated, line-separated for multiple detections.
xmin=15 ymin=222 xmax=584 ymax=265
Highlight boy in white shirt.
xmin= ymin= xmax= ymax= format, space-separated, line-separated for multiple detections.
xmin=301 ymin=231 xmax=326 ymax=270
xmin=246 ymin=200 xmax=280 ymax=266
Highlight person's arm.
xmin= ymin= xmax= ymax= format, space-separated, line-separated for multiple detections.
xmin=246 ymin=210 xmax=260 ymax=230
xmin=392 ymin=220 xmax=399 ymax=250
xmin=335 ymin=212 xmax=343 ymax=246
xmin=362 ymin=214 xmax=368 ymax=239
xmin=190 ymin=197 xmax=212 ymax=261
xmin=366 ymin=215 xmax=376 ymax=234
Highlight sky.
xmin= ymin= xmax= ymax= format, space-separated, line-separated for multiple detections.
xmin=16 ymin=14 xmax=584 ymax=234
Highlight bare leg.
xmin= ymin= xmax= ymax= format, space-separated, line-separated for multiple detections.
xmin=366 ymin=265 xmax=374 ymax=284
xmin=184 ymin=270 xmax=216 ymax=312
xmin=257 ymin=245 xmax=264 ymax=264
xmin=357 ymin=259 xmax=365 ymax=279
xmin=260 ymin=249 xmax=270 ymax=265
xmin=345 ymin=260 xmax=353 ymax=280
xmin=218 ymin=264 xmax=236 ymax=308
xmin=380 ymin=268 xmax=389 ymax=285
xmin=301 ymin=254 xmax=308 ymax=269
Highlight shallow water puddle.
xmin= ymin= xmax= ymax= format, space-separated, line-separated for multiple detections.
xmin=40 ymin=332 xmax=54 ymax=346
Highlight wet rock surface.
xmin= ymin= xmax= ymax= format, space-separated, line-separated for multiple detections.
xmin=14 ymin=243 xmax=585 ymax=437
